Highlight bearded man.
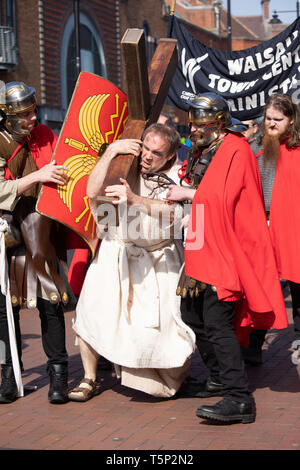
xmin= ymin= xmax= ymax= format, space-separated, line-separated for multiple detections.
xmin=257 ymin=93 xmax=300 ymax=357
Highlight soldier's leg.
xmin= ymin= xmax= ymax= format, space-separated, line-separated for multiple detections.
xmin=181 ymin=292 xmax=220 ymax=380
xmin=196 ymin=286 xmax=255 ymax=424
xmin=37 ymin=298 xmax=68 ymax=404
xmin=202 ymin=286 xmax=252 ymax=401
xmin=0 ymin=291 xmax=22 ymax=403
xmin=179 ymin=291 xmax=224 ymax=398
xmin=288 ymin=281 xmax=300 ymax=342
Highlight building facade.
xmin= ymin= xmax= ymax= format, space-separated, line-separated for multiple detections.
xmin=0 ymin=0 xmax=121 ymax=133
xmin=0 ymin=1 xmax=293 ymax=134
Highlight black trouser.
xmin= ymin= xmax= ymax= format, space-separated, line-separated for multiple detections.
xmin=0 ymin=290 xmax=68 ymax=368
xmin=181 ymin=285 xmax=251 ymax=402
xmin=0 ymin=291 xmax=22 ymax=368
xmin=288 ymin=281 xmax=300 ymax=341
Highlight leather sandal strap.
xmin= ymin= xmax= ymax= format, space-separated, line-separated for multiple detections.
xmin=69 ymin=387 xmax=89 ymax=394
xmin=70 ymin=378 xmax=95 ymax=391
xmin=80 ymin=378 xmax=95 ymax=386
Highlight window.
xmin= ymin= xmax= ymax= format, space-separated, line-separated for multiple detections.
xmin=142 ymin=20 xmax=157 ymax=65
xmin=6 ymin=0 xmax=14 ymax=28
xmin=61 ymin=12 xmax=107 ymax=111
xmin=66 ymin=24 xmax=103 ymax=104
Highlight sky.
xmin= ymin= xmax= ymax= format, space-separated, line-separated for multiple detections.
xmin=228 ymin=0 xmax=299 ymax=25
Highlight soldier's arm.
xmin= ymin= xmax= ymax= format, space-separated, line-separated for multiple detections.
xmin=16 ymin=161 xmax=68 ymax=196
xmin=0 ymin=155 xmax=19 ymax=211
xmin=165 ymin=184 xmax=196 ymax=202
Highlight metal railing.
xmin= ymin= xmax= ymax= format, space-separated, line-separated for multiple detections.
xmin=0 ymin=26 xmax=17 ymax=69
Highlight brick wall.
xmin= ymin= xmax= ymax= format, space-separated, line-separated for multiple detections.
xmin=0 ymin=0 xmax=120 ymax=112
xmin=42 ymin=0 xmax=119 ymax=108
xmin=0 ymin=0 xmax=41 ymax=98
xmin=119 ymin=0 xmax=169 ymax=39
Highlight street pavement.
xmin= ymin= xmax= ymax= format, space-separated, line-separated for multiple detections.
xmin=0 ymin=286 xmax=299 ymax=453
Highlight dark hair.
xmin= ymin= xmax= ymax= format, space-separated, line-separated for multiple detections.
xmin=142 ymin=123 xmax=181 ymax=156
xmin=261 ymin=94 xmax=300 ymax=148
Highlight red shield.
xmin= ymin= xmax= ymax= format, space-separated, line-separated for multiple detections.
xmin=36 ymin=72 xmax=128 ymax=256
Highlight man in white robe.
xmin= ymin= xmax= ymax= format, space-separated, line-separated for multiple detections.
xmin=69 ymin=123 xmax=195 ymax=401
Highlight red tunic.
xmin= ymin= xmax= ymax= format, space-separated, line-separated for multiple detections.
xmin=4 ymin=123 xmax=58 ymax=179
xmin=4 ymin=123 xmax=89 ymax=295
xmin=267 ymin=144 xmax=300 ymax=283
xmin=28 ymin=124 xmax=58 ymax=168
xmin=31 ymin=125 xmax=89 ymax=293
xmin=184 ymin=133 xmax=288 ymax=346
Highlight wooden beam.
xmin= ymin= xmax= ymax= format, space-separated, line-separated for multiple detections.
xmin=147 ymin=38 xmax=178 ymax=124
xmin=121 ymin=28 xmax=150 ymax=121
xmin=96 ymin=32 xmax=178 ymax=207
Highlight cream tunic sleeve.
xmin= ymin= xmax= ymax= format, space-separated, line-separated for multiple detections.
xmin=0 ymin=155 xmax=19 ymax=211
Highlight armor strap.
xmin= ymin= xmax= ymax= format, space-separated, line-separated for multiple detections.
xmin=9 ymin=249 xmax=26 ymax=307
xmin=184 ymin=138 xmax=225 ymax=189
xmin=12 ymin=197 xmax=69 ymax=308
xmin=176 ymin=263 xmax=206 ymax=298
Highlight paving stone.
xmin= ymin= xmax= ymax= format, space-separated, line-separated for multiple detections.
xmin=0 ymin=294 xmax=299 ymax=451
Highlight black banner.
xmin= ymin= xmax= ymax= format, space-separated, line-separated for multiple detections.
xmin=168 ymin=16 xmax=300 ymax=120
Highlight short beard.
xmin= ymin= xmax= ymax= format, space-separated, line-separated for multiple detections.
xmin=262 ymin=133 xmax=281 ymax=164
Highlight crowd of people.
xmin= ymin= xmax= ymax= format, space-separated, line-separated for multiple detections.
xmin=0 ymin=79 xmax=298 ymax=426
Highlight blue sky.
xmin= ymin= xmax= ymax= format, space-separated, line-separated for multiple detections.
xmin=228 ymin=0 xmax=299 ymax=24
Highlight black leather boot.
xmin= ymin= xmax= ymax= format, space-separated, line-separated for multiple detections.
xmin=241 ymin=329 xmax=267 ymax=366
xmin=0 ymin=365 xmax=18 ymax=404
xmin=47 ymin=364 xmax=68 ymax=404
xmin=177 ymin=376 xmax=225 ymax=398
xmin=196 ymin=397 xmax=256 ymax=424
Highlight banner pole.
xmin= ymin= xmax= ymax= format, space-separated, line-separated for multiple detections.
xmin=227 ymin=0 xmax=232 ymax=51
xmin=167 ymin=0 xmax=177 ymax=38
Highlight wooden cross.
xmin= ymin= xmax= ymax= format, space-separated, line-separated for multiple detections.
xmin=96 ymin=28 xmax=178 ymax=201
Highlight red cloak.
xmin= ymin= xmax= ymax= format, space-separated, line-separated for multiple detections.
xmin=265 ymin=144 xmax=300 ymax=283
xmin=184 ymin=133 xmax=288 ymax=346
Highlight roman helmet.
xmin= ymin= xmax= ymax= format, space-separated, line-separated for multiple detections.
xmin=227 ymin=117 xmax=249 ymax=133
xmin=0 ymin=81 xmax=37 ymax=137
xmin=187 ymin=92 xmax=232 ymax=147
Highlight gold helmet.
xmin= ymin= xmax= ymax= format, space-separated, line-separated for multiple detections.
xmin=187 ymin=92 xmax=232 ymax=127
xmin=0 ymin=81 xmax=37 ymax=137
xmin=187 ymin=92 xmax=232 ymax=147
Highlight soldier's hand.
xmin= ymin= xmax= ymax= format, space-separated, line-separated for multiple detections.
xmin=36 ymin=160 xmax=69 ymax=185
xmin=165 ymin=185 xmax=196 ymax=202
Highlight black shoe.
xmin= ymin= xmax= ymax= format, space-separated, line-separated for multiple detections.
xmin=47 ymin=364 xmax=68 ymax=404
xmin=177 ymin=376 xmax=225 ymax=398
xmin=196 ymin=397 xmax=256 ymax=424
xmin=0 ymin=366 xmax=18 ymax=404
xmin=241 ymin=347 xmax=262 ymax=366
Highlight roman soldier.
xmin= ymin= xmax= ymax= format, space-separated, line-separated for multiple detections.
xmin=165 ymin=92 xmax=288 ymax=424
xmin=0 ymin=81 xmax=70 ymax=404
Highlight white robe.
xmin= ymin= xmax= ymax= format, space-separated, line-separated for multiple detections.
xmin=72 ymin=165 xmax=196 ymax=397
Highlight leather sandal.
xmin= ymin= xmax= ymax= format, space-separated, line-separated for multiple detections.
xmin=68 ymin=378 xmax=101 ymax=402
